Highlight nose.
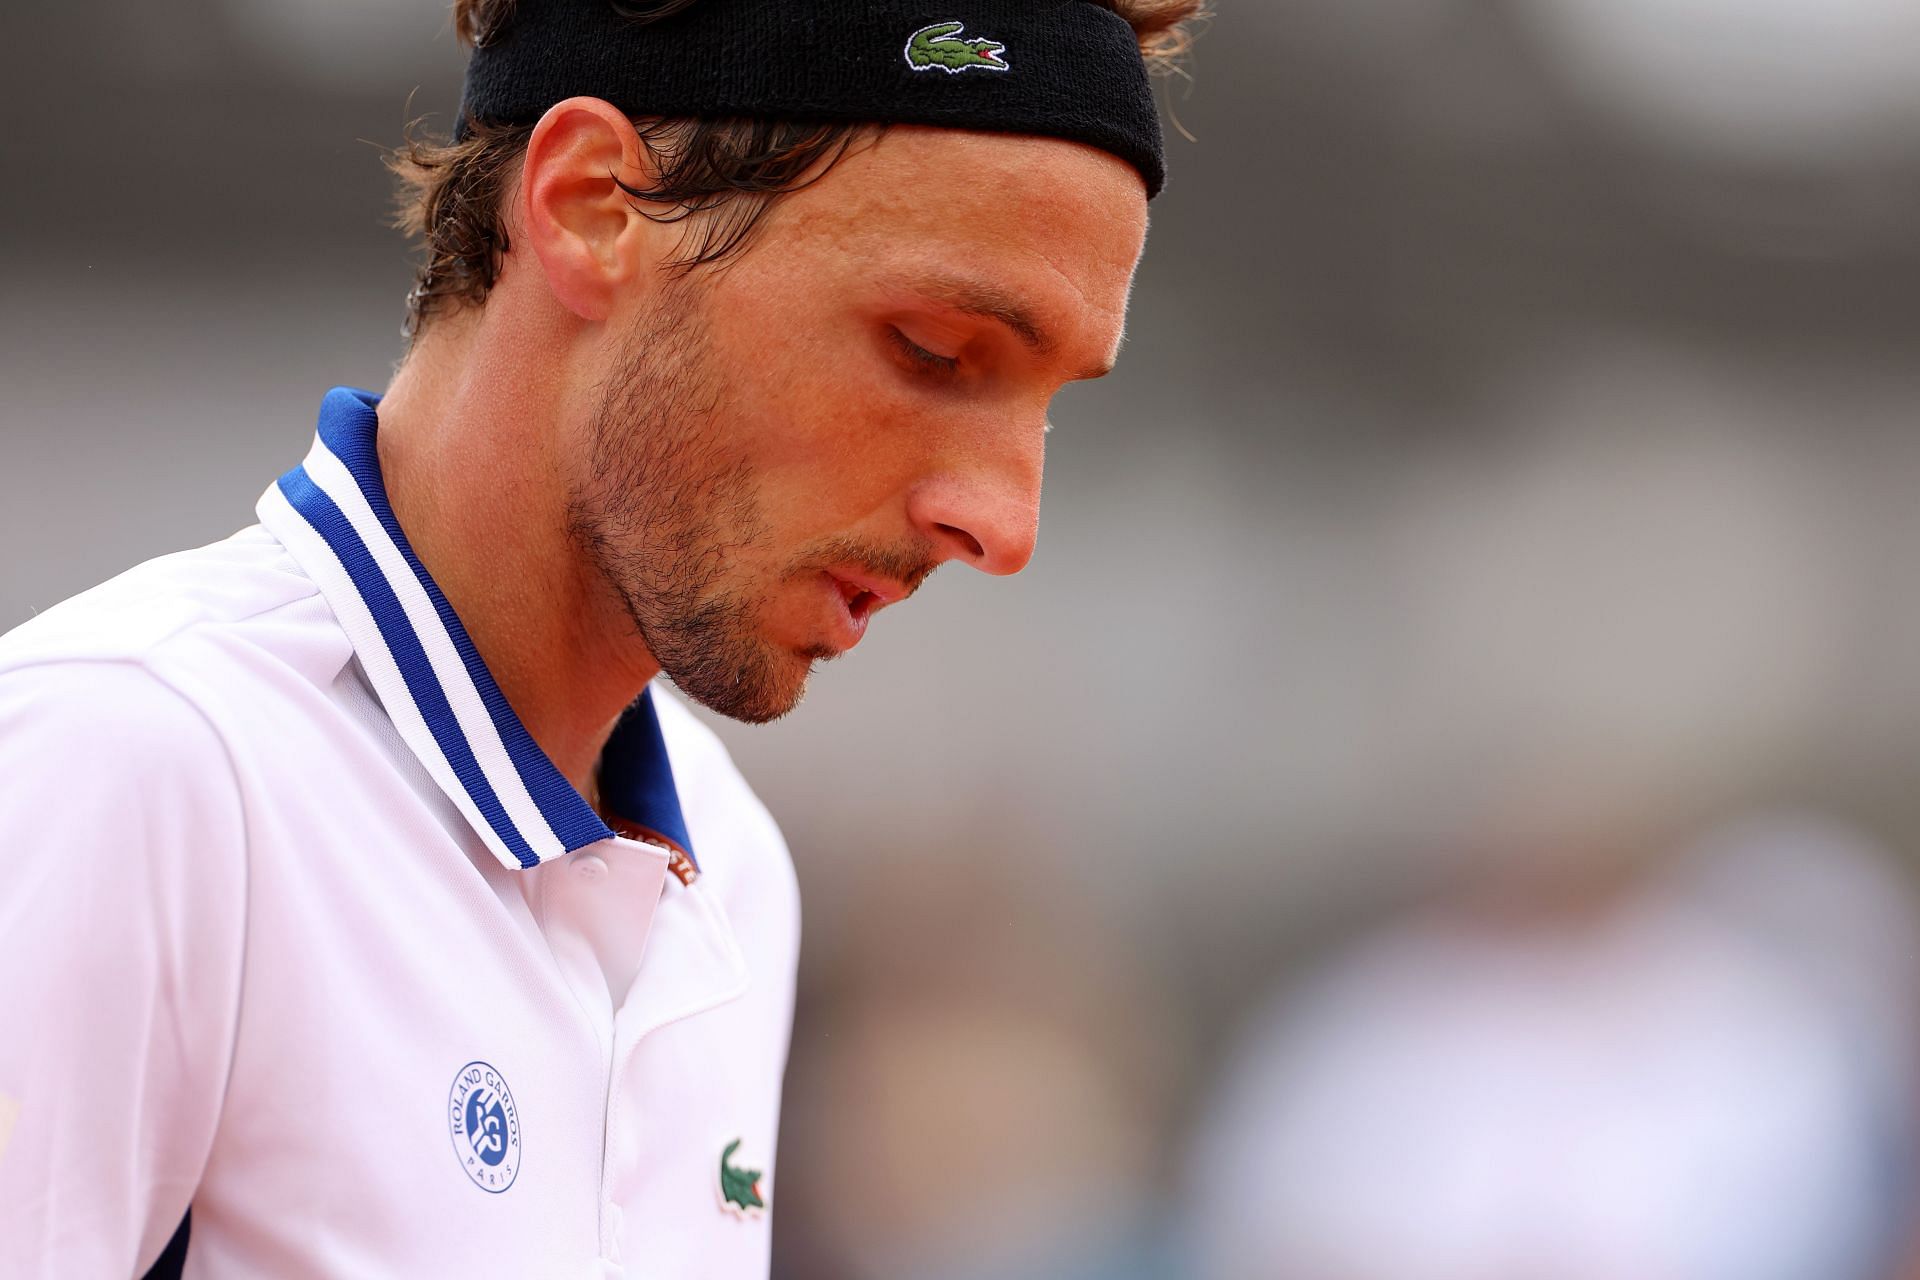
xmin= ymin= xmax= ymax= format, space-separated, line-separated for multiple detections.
xmin=905 ymin=433 xmax=1044 ymax=576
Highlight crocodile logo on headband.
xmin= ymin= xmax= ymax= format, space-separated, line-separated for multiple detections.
xmin=905 ymin=21 xmax=1011 ymax=73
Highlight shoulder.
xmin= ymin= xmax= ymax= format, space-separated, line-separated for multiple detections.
xmin=0 ymin=572 xmax=274 ymax=966
xmin=0 ymin=656 xmax=233 ymax=782
xmin=0 ymin=658 xmax=248 ymax=913
xmin=0 ymin=526 xmax=351 ymax=727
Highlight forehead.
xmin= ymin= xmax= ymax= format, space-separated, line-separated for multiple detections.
xmin=759 ymin=126 xmax=1150 ymax=350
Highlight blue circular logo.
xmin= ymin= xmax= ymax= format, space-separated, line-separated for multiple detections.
xmin=448 ymin=1061 xmax=521 ymax=1192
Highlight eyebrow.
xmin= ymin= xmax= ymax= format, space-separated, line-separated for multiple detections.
xmin=888 ymin=272 xmax=1117 ymax=380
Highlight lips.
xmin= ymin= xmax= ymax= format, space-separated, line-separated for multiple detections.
xmin=821 ymin=568 xmax=906 ymax=649
xmin=837 ymin=579 xmax=880 ymax=621
xmin=832 ymin=566 xmax=905 ymax=610
xmin=831 ymin=578 xmax=882 ymax=621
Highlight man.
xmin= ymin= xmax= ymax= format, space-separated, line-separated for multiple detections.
xmin=0 ymin=0 xmax=1199 ymax=1274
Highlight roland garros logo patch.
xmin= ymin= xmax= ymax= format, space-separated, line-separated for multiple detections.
xmin=904 ymin=21 xmax=1011 ymax=73
xmin=448 ymin=1061 xmax=522 ymax=1193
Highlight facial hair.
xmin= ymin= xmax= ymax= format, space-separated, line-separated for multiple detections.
xmin=565 ymin=283 xmax=805 ymax=724
xmin=566 ymin=283 xmax=945 ymax=724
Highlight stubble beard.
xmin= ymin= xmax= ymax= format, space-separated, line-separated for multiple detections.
xmin=565 ymin=286 xmax=826 ymax=725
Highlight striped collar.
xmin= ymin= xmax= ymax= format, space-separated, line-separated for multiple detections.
xmin=256 ymin=387 xmax=697 ymax=874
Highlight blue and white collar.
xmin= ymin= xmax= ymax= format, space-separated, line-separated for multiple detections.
xmin=257 ymin=387 xmax=698 ymax=874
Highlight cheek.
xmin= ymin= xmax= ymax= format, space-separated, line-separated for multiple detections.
xmin=757 ymin=418 xmax=916 ymax=544
xmin=714 ymin=328 xmax=924 ymax=528
xmin=713 ymin=233 xmax=1016 ymax=528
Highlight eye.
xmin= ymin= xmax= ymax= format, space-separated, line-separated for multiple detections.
xmin=888 ymin=326 xmax=961 ymax=376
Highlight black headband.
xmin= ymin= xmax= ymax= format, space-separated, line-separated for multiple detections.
xmin=457 ymin=0 xmax=1167 ymax=197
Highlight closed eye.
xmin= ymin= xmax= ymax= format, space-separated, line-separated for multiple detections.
xmin=889 ymin=327 xmax=961 ymax=375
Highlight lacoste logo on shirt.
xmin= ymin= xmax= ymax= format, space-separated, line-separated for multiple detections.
xmin=904 ymin=21 xmax=1011 ymax=73
xmin=718 ymin=1137 xmax=767 ymax=1217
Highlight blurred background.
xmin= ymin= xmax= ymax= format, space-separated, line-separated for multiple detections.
xmin=9 ymin=2 xmax=1920 ymax=1276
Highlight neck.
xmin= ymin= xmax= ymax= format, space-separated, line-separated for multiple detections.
xmin=374 ymin=310 xmax=659 ymax=797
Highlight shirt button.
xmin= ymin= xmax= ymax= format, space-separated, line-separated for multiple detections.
xmin=574 ymin=853 xmax=609 ymax=881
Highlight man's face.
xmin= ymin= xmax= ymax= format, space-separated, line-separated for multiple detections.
xmin=565 ymin=126 xmax=1149 ymax=723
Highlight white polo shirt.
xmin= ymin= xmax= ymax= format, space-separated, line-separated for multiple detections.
xmin=0 ymin=389 xmax=800 ymax=1278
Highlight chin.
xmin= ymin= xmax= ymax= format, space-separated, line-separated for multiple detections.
xmin=667 ymin=640 xmax=831 ymax=725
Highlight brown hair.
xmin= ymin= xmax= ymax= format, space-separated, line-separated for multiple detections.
xmin=391 ymin=0 xmax=1207 ymax=337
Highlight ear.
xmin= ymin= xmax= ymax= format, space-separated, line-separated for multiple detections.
xmin=518 ymin=96 xmax=664 ymax=323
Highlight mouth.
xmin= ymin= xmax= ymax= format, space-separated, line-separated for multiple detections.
xmin=822 ymin=568 xmax=906 ymax=647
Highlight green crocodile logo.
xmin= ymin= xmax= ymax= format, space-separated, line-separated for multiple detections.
xmin=718 ymin=1138 xmax=766 ymax=1216
xmin=905 ymin=21 xmax=1011 ymax=74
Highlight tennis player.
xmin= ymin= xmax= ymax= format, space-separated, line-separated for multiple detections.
xmin=0 ymin=1 xmax=1200 ymax=1274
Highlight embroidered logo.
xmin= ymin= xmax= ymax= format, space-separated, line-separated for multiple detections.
xmin=905 ymin=21 xmax=1011 ymax=74
xmin=448 ymin=1061 xmax=522 ymax=1193
xmin=718 ymin=1138 xmax=768 ymax=1217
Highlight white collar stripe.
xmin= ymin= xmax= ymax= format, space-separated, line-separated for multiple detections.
xmin=257 ymin=388 xmax=625 ymax=872
xmin=256 ymin=480 xmax=540 ymax=869
xmin=303 ymin=391 xmax=616 ymax=854
xmin=303 ymin=391 xmax=614 ymax=855
xmin=298 ymin=444 xmax=565 ymax=865
xmin=269 ymin=462 xmax=551 ymax=869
